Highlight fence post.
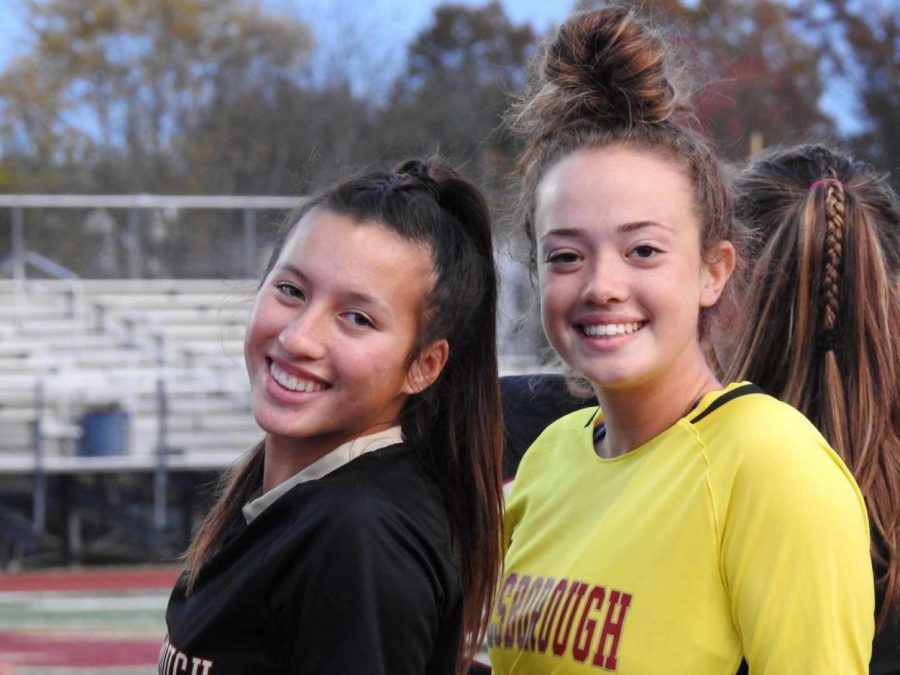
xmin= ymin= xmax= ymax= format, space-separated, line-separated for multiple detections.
xmin=243 ymin=209 xmax=257 ymax=277
xmin=32 ymin=377 xmax=46 ymax=534
xmin=126 ymin=208 xmax=141 ymax=278
xmin=11 ymin=207 xmax=25 ymax=282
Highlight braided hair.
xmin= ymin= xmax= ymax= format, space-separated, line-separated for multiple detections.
xmin=727 ymin=143 xmax=900 ymax=629
xmin=819 ymin=175 xmax=845 ymax=342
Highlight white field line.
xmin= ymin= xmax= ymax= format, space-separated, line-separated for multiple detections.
xmin=0 ymin=591 xmax=168 ymax=612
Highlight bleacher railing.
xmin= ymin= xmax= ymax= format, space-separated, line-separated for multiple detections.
xmin=0 ymin=194 xmax=302 ymax=281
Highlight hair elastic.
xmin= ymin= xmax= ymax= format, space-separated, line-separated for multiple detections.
xmin=809 ymin=177 xmax=844 ymax=191
xmin=378 ymin=173 xmax=409 ymax=197
xmin=817 ymin=328 xmax=841 ymax=352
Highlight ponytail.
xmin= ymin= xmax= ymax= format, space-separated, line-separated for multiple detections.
xmin=729 ymin=144 xmax=900 ymax=628
xmin=388 ymin=159 xmax=504 ymax=670
xmin=182 ymin=443 xmax=264 ymax=591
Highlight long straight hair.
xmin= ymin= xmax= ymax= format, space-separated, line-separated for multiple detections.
xmin=182 ymin=158 xmax=504 ymax=672
xmin=727 ymin=144 xmax=900 ymax=628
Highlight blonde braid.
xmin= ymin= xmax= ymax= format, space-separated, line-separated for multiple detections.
xmin=820 ymin=177 xmax=846 ymax=336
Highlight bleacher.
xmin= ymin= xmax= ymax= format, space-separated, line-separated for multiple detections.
xmin=0 ymin=260 xmax=542 ymax=566
xmin=0 ymin=278 xmax=262 ymax=463
xmin=0 ymin=278 xmax=266 ymax=564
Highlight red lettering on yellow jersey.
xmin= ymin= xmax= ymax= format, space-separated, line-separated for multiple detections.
xmin=490 ymin=572 xmax=633 ymax=671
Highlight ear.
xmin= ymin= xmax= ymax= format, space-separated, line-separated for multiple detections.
xmin=403 ymin=339 xmax=450 ymax=395
xmin=700 ymin=241 xmax=736 ymax=308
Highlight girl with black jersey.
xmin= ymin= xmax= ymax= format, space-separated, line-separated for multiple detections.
xmin=159 ymin=159 xmax=504 ymax=675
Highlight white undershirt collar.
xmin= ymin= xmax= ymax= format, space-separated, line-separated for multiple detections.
xmin=242 ymin=426 xmax=403 ymax=524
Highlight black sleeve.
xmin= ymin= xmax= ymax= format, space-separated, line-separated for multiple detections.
xmin=287 ymin=494 xmax=453 ymax=675
xmin=500 ymin=374 xmax=596 ymax=478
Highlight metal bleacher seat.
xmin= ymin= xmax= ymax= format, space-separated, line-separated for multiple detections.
xmin=0 ymin=279 xmax=259 ymax=464
xmin=0 ymin=278 xmax=265 ymax=563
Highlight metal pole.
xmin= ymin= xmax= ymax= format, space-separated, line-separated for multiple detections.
xmin=126 ymin=208 xmax=141 ymax=278
xmin=243 ymin=209 xmax=257 ymax=277
xmin=12 ymin=207 xmax=25 ymax=281
xmin=32 ymin=377 xmax=46 ymax=534
xmin=153 ymin=342 xmax=168 ymax=530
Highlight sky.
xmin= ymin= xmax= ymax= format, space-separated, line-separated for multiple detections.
xmin=0 ymin=0 xmax=862 ymax=132
xmin=0 ymin=0 xmax=571 ymax=68
xmin=0 ymin=0 xmax=573 ymax=107
xmin=280 ymin=0 xmax=569 ymax=41
xmin=282 ymin=0 xmax=572 ymax=99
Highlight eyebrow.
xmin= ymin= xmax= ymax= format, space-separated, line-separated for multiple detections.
xmin=274 ymin=262 xmax=307 ymax=282
xmin=274 ymin=262 xmax=391 ymax=314
xmin=540 ymin=221 xmax=674 ymax=241
xmin=539 ymin=227 xmax=584 ymax=242
xmin=618 ymin=220 xmax=674 ymax=234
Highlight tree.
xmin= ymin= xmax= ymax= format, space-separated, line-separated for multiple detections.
xmin=182 ymin=81 xmax=376 ymax=196
xmin=377 ymin=2 xmax=536 ymax=202
xmin=575 ymin=0 xmax=832 ymax=158
xmin=0 ymin=0 xmax=313 ymax=193
xmin=794 ymin=0 xmax=899 ymax=189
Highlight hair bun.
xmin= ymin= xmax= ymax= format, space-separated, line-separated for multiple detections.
xmin=524 ymin=6 xmax=688 ymax=135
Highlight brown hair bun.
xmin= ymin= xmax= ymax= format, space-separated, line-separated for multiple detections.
xmin=516 ymin=6 xmax=690 ymax=141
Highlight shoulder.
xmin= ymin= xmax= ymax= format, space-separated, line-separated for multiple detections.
xmin=515 ymin=406 xmax=597 ymax=467
xmin=500 ymin=374 xmax=596 ymax=478
xmin=694 ymin=384 xmax=868 ymax=531
xmin=694 ymin=384 xmax=836 ymax=469
xmin=532 ymin=406 xmax=599 ymax=448
xmin=504 ymin=406 xmax=597 ymax=502
xmin=302 ymin=445 xmax=452 ymax=545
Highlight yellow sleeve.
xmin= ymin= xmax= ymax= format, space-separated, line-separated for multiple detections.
xmin=716 ymin=404 xmax=874 ymax=673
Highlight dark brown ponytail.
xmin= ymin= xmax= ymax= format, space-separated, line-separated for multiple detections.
xmin=729 ymin=143 xmax=900 ymax=628
xmin=183 ymin=443 xmax=263 ymax=590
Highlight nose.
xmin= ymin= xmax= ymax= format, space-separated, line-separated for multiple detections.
xmin=278 ymin=306 xmax=329 ymax=361
xmin=582 ymin=254 xmax=629 ymax=306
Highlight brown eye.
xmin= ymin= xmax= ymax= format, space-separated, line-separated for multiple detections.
xmin=344 ymin=312 xmax=373 ymax=328
xmin=546 ymin=251 xmax=580 ymax=264
xmin=631 ymin=245 xmax=659 ymax=259
xmin=276 ymin=282 xmax=305 ymax=299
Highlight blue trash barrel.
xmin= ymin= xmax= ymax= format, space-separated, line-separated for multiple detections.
xmin=78 ymin=410 xmax=130 ymax=457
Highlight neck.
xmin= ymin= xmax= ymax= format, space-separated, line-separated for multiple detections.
xmin=262 ymin=435 xmax=328 ymax=492
xmin=261 ymin=422 xmax=399 ymax=491
xmin=593 ymin=352 xmax=722 ymax=459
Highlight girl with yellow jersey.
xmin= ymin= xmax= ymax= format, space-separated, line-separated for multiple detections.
xmin=487 ymin=6 xmax=874 ymax=674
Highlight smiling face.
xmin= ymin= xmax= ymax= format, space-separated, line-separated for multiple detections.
xmin=535 ymin=145 xmax=733 ymax=394
xmin=244 ymin=208 xmax=445 ymax=460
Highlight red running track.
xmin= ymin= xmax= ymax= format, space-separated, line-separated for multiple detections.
xmin=0 ymin=632 xmax=161 ymax=668
xmin=0 ymin=565 xmax=180 ymax=592
xmin=0 ymin=566 xmax=180 ymax=670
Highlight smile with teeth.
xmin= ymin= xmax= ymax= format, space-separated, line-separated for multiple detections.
xmin=269 ymin=361 xmax=329 ymax=393
xmin=581 ymin=322 xmax=643 ymax=337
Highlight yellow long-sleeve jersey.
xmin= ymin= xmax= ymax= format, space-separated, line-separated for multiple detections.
xmin=488 ymin=383 xmax=873 ymax=674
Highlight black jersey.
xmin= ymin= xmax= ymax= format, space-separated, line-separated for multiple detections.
xmin=872 ymin=552 xmax=900 ymax=675
xmin=160 ymin=444 xmax=462 ymax=675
